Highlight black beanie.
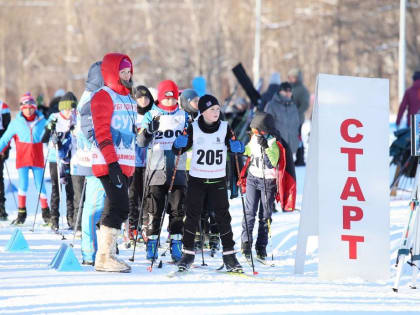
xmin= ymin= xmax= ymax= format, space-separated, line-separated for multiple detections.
xmin=59 ymin=91 xmax=78 ymax=110
xmin=133 ymin=85 xmax=154 ymax=104
xmin=250 ymin=111 xmax=276 ymax=135
xmin=198 ymin=94 xmax=219 ymax=114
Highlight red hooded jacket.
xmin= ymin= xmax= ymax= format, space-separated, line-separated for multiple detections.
xmin=91 ymin=53 xmax=135 ymax=177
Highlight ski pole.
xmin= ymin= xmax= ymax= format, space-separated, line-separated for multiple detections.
xmin=198 ymin=216 xmax=208 ymax=266
xmin=70 ymin=177 xmax=87 ymax=247
xmin=55 ymin=144 xmax=64 ymax=230
xmin=260 ymin=145 xmax=274 ymax=261
xmin=148 ymin=149 xmax=182 ymax=272
xmin=130 ymin=137 xmax=155 ymax=262
xmin=4 ymin=161 xmax=18 ymax=210
xmin=232 ymin=135 xmax=257 ymax=275
xmin=30 ymin=145 xmax=50 ymax=232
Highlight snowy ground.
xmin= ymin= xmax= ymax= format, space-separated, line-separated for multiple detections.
xmin=1 ymin=122 xmax=420 ymax=314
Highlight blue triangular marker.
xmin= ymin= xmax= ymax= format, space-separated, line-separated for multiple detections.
xmin=49 ymin=243 xmax=82 ymax=271
xmin=49 ymin=243 xmax=67 ymax=268
xmin=6 ymin=182 xmax=18 ymax=193
xmin=5 ymin=228 xmax=30 ymax=252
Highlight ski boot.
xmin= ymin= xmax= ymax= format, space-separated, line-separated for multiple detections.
xmin=0 ymin=203 xmax=8 ymax=221
xmin=11 ymin=208 xmax=27 ymax=225
xmin=146 ymin=235 xmax=158 ymax=261
xmin=256 ymin=246 xmax=267 ymax=260
xmin=194 ymin=232 xmax=202 ymax=253
xmin=241 ymin=241 xmax=251 ymax=260
xmin=170 ymin=234 xmax=183 ymax=262
xmin=177 ymin=249 xmax=195 ymax=271
xmin=209 ymin=233 xmax=220 ymax=256
xmin=41 ymin=207 xmax=51 ymax=225
xmin=223 ymin=250 xmax=243 ymax=273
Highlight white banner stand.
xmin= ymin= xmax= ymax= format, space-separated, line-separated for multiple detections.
xmin=295 ymin=74 xmax=390 ymax=281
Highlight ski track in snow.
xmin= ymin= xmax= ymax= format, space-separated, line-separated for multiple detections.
xmin=1 ymin=130 xmax=420 ymax=314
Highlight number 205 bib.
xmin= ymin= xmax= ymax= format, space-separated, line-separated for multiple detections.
xmin=189 ymin=120 xmax=227 ymax=179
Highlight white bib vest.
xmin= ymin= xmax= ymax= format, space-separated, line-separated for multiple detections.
xmin=149 ymin=110 xmax=187 ymax=171
xmin=91 ymin=86 xmax=136 ymax=169
xmin=189 ymin=120 xmax=227 ymax=179
xmin=248 ymin=136 xmax=277 ymax=179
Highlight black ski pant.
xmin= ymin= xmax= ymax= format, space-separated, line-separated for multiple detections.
xmin=99 ymin=174 xmax=129 ymax=230
xmin=50 ymin=162 xmax=74 ymax=225
xmin=241 ymin=174 xmax=276 ymax=248
xmin=0 ymin=155 xmax=6 ymax=206
xmin=144 ymin=184 xmax=185 ymax=236
xmin=71 ymin=175 xmax=85 ymax=231
xmin=128 ymin=166 xmax=146 ymax=229
xmin=183 ymin=176 xmax=234 ymax=251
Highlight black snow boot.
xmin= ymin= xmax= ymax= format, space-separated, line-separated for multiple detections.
xmin=11 ymin=208 xmax=27 ymax=225
xmin=241 ymin=242 xmax=251 ymax=259
xmin=42 ymin=207 xmax=51 ymax=225
xmin=223 ymin=251 xmax=243 ymax=272
xmin=51 ymin=218 xmax=59 ymax=232
xmin=177 ymin=251 xmax=195 ymax=271
xmin=0 ymin=203 xmax=8 ymax=221
xmin=256 ymin=247 xmax=267 ymax=260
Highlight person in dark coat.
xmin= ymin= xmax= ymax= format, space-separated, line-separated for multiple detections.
xmin=288 ymin=68 xmax=310 ymax=166
xmin=396 ymin=71 xmax=420 ymax=128
xmin=265 ymin=82 xmax=300 ymax=155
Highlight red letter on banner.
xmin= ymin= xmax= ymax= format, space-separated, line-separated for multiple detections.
xmin=343 ymin=206 xmax=364 ymax=229
xmin=341 ymin=235 xmax=364 ymax=259
xmin=340 ymin=119 xmax=363 ymax=143
xmin=340 ymin=177 xmax=365 ymax=201
xmin=340 ymin=148 xmax=364 ymax=172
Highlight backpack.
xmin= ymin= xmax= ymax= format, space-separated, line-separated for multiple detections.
xmin=79 ymin=99 xmax=96 ymax=143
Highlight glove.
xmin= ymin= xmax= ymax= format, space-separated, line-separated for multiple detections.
xmin=147 ymin=117 xmax=160 ymax=134
xmin=173 ymin=134 xmax=188 ymax=149
xmin=257 ymin=135 xmax=268 ymax=149
xmin=108 ymin=162 xmax=124 ymax=188
xmin=229 ymin=139 xmax=244 ymax=153
xmin=47 ymin=118 xmax=57 ymax=131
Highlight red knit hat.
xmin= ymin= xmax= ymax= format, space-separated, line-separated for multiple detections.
xmin=157 ymin=80 xmax=179 ymax=103
xmin=19 ymin=92 xmax=37 ymax=110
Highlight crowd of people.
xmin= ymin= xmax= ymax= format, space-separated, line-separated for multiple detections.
xmin=0 ymin=52 xmax=310 ymax=273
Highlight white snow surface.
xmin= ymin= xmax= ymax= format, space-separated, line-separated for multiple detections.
xmin=1 ymin=122 xmax=420 ymax=314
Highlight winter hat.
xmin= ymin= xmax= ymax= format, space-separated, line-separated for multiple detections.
xmin=269 ymin=72 xmax=281 ymax=85
xmin=133 ymin=85 xmax=154 ymax=103
xmin=180 ymin=88 xmax=199 ymax=112
xmin=58 ymin=91 xmax=77 ymax=111
xmin=119 ymin=58 xmax=131 ymax=71
xmin=250 ymin=111 xmax=276 ymax=135
xmin=413 ymin=71 xmax=420 ymax=81
xmin=198 ymin=94 xmax=219 ymax=114
xmin=157 ymin=80 xmax=179 ymax=103
xmin=279 ymin=82 xmax=292 ymax=92
xmin=19 ymin=92 xmax=37 ymax=109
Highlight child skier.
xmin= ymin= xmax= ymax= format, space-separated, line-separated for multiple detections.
xmin=0 ymin=93 xmax=50 ymax=225
xmin=137 ymin=80 xmax=188 ymax=263
xmin=240 ymin=112 xmax=279 ymax=260
xmin=42 ymin=92 xmax=77 ymax=231
xmin=173 ymin=94 xmax=245 ymax=272
xmin=127 ymin=85 xmax=154 ymax=242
